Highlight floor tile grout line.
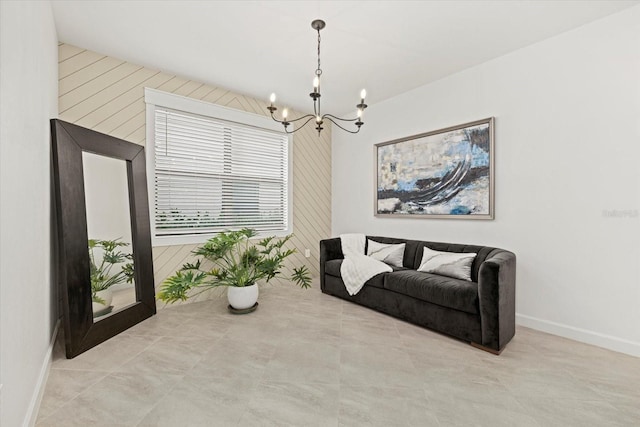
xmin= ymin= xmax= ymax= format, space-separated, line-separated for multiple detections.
xmin=35 ymin=368 xmax=119 ymax=425
xmin=102 ymin=334 xmax=165 ymax=374
xmin=133 ymin=373 xmax=187 ymax=426
xmin=34 ymin=370 xmax=110 ymax=424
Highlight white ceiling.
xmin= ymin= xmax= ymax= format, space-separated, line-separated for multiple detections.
xmin=51 ymin=0 xmax=638 ymax=116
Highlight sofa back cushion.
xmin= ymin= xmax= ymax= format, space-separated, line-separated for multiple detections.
xmin=367 ymin=236 xmax=498 ymax=282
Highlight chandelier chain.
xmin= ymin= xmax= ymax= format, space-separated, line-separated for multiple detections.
xmin=316 ymin=29 xmax=322 ymax=76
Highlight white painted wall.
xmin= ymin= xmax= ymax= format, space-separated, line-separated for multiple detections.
xmin=333 ymin=6 xmax=640 ymax=356
xmin=0 ymin=1 xmax=59 ymax=425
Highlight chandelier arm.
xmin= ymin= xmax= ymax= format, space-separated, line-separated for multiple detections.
xmin=284 ymin=116 xmax=318 ymax=133
xmin=324 ymin=117 xmax=362 ymax=134
xmin=322 ymin=113 xmax=359 ymax=122
xmin=286 ymin=113 xmax=317 ymax=124
xmin=270 ymin=111 xmax=316 ymax=124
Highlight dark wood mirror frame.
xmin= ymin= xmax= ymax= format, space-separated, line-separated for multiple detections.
xmin=51 ymin=119 xmax=156 ymax=358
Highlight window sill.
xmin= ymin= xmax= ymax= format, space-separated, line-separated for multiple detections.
xmin=152 ymin=229 xmax=293 ymax=247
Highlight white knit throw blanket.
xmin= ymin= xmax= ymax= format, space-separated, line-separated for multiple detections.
xmin=339 ymin=233 xmax=392 ymax=295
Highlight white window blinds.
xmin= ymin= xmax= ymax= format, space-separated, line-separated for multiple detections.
xmin=152 ymin=107 xmax=289 ymax=239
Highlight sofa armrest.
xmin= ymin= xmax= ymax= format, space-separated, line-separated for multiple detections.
xmin=477 ymin=250 xmax=516 ymax=352
xmin=319 ymin=238 xmax=343 ymax=291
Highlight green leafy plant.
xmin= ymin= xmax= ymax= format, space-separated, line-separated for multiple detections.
xmin=89 ymin=238 xmax=134 ymax=305
xmin=158 ymin=228 xmax=311 ymax=303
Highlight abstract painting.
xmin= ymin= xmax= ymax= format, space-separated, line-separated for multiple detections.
xmin=375 ymin=117 xmax=494 ymax=219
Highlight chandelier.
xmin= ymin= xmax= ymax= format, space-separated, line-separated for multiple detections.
xmin=267 ymin=19 xmax=367 ymax=136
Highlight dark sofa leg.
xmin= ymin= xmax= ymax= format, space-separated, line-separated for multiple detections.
xmin=470 ymin=342 xmax=503 ymax=355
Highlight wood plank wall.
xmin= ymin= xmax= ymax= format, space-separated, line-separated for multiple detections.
xmin=58 ymin=43 xmax=331 ymax=303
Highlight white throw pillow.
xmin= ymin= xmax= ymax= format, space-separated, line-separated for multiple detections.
xmin=417 ymin=247 xmax=477 ymax=281
xmin=366 ymin=240 xmax=405 ymax=268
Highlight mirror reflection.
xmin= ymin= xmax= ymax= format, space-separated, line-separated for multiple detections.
xmin=82 ymin=152 xmax=137 ymax=321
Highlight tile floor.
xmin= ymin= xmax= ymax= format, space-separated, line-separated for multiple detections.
xmin=37 ymin=283 xmax=640 ymax=426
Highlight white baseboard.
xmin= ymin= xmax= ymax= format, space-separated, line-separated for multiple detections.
xmin=516 ymin=313 xmax=640 ymax=358
xmin=24 ymin=320 xmax=60 ymax=427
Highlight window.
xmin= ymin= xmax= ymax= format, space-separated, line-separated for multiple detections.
xmin=145 ymin=89 xmax=292 ymax=246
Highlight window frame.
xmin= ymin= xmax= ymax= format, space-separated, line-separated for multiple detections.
xmin=144 ymin=88 xmax=293 ymax=247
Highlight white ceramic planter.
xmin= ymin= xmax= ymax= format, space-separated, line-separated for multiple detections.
xmin=92 ymin=288 xmax=113 ymax=316
xmin=227 ymin=283 xmax=259 ymax=310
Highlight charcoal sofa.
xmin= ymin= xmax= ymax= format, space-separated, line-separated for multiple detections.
xmin=320 ymin=236 xmax=516 ymax=354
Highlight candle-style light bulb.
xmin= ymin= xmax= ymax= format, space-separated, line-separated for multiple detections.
xmin=270 ymin=93 xmax=276 ymax=104
xmin=282 ymin=108 xmax=288 ymax=120
xmin=360 ymin=89 xmax=367 ymax=100
xmin=313 ymin=76 xmax=320 ymax=91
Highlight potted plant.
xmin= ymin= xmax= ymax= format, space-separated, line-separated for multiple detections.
xmin=89 ymin=238 xmax=134 ymax=316
xmin=157 ymin=228 xmax=311 ymax=312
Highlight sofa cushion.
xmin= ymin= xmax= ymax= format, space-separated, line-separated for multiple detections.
xmin=383 ymin=270 xmax=479 ymax=314
xmin=324 ymin=259 xmax=406 ymax=290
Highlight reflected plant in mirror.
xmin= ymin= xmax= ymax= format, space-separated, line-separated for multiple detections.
xmin=89 ymin=238 xmax=134 ymax=317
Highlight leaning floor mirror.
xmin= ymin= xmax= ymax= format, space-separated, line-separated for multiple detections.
xmin=51 ymin=119 xmax=156 ymax=358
